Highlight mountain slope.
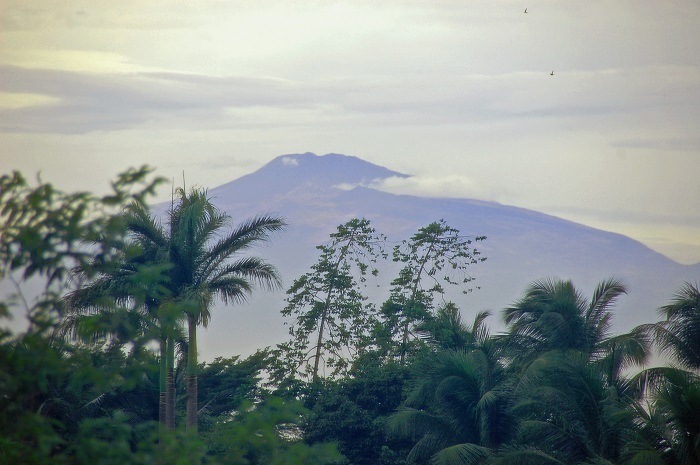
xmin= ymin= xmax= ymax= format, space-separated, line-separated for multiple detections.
xmin=200 ymin=152 xmax=700 ymax=360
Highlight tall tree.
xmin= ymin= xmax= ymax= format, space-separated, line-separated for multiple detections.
xmin=155 ymin=187 xmax=285 ymax=432
xmin=279 ymin=218 xmax=385 ymax=383
xmin=381 ymin=220 xmax=486 ymax=364
xmin=62 ymin=199 xmax=181 ymax=432
xmin=0 ymin=167 xmax=202 ymax=462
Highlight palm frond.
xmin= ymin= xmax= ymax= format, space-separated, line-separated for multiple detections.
xmin=431 ymin=443 xmax=491 ymax=465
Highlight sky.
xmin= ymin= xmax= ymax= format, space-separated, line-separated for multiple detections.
xmin=1 ymin=0 xmax=699 ymax=264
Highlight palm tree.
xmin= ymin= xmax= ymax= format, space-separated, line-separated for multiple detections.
xmin=627 ymin=367 xmax=700 ymax=465
xmin=64 ymin=188 xmax=285 ymax=433
xmin=654 ymin=282 xmax=700 ymax=372
xmin=496 ymin=278 xmax=652 ymax=464
xmin=151 ymin=187 xmax=285 ymax=432
xmin=387 ymin=311 xmax=514 ymax=465
xmin=501 ymin=277 xmax=649 ymax=372
xmin=624 ymin=284 xmax=700 ymax=464
xmin=503 ymin=350 xmax=644 ymax=465
xmin=62 ymin=206 xmax=184 ymax=433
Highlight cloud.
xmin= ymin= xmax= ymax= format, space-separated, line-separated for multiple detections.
xmin=2 ymin=62 xmax=699 ymax=137
xmin=611 ymin=136 xmax=700 ymax=152
xmin=281 ymin=156 xmax=299 ymax=166
xmin=365 ymin=175 xmax=498 ymax=202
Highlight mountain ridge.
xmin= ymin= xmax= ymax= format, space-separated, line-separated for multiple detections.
xmin=196 ymin=152 xmax=698 ymax=360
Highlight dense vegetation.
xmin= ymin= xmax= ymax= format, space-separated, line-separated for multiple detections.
xmin=1 ymin=168 xmax=698 ymax=465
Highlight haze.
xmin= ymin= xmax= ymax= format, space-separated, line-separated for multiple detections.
xmin=1 ymin=1 xmax=699 ymax=264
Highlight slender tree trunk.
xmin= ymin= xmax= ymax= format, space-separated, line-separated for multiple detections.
xmin=400 ymin=245 xmax=433 ymax=364
xmin=166 ymin=334 xmax=176 ymax=429
xmin=312 ymin=246 xmax=351 ymax=382
xmin=159 ymin=335 xmax=167 ymax=434
xmin=312 ymin=308 xmax=329 ymax=383
xmin=186 ymin=316 xmax=198 ymax=433
xmin=400 ymin=320 xmax=410 ymax=365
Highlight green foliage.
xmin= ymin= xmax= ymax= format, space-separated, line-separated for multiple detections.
xmin=627 ymin=368 xmax=700 ymax=465
xmin=0 ymin=167 xmax=168 ymax=463
xmin=5 ymin=167 xmax=700 ymax=465
xmin=0 ymin=167 xmax=161 ymax=289
xmin=414 ymin=303 xmax=492 ymax=352
xmin=387 ymin=342 xmax=514 ymax=464
xmin=501 ymin=277 xmax=649 ymax=373
xmin=198 ymin=352 xmax=270 ymax=422
xmin=64 ymin=412 xmax=205 ymax=465
xmin=0 ymin=169 xmax=302 ymax=464
xmin=510 ymin=351 xmax=637 ymax=464
xmin=203 ymin=397 xmax=343 ymax=465
xmin=303 ymin=358 xmax=410 ymax=465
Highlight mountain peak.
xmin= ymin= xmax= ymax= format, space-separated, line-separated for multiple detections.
xmin=264 ymin=152 xmax=408 ymax=184
xmin=210 ymin=152 xmax=408 ymax=204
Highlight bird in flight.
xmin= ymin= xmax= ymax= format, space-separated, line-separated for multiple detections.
xmin=550 ymin=70 xmax=554 ymax=75
xmin=524 ymin=8 xmax=528 ymax=13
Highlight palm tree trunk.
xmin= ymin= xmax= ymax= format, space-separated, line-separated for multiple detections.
xmin=186 ymin=315 xmax=198 ymax=433
xmin=159 ymin=335 xmax=167 ymax=434
xmin=166 ymin=334 xmax=176 ymax=429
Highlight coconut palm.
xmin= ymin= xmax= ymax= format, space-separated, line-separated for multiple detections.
xmin=414 ymin=302 xmax=477 ymax=351
xmin=502 ymin=350 xmax=643 ymax=465
xmin=627 ymin=367 xmax=700 ymax=465
xmin=624 ymin=284 xmax=700 ymax=464
xmin=146 ymin=187 xmax=285 ymax=432
xmin=495 ymin=278 xmax=652 ymax=465
xmin=387 ymin=312 xmax=514 ymax=465
xmin=502 ymin=277 xmax=649 ymax=373
xmin=654 ymin=282 xmax=700 ymax=372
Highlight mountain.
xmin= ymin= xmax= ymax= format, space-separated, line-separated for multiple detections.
xmin=199 ymin=152 xmax=700 ymax=360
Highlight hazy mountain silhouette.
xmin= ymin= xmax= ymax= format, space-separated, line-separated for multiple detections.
xmin=199 ymin=152 xmax=700 ymax=360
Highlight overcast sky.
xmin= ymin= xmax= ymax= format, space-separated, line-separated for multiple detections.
xmin=1 ymin=0 xmax=699 ymax=264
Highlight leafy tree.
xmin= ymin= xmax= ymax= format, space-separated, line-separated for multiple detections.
xmin=0 ymin=167 xmax=160 ymax=312
xmin=0 ymin=168 xmax=210 ymax=462
xmin=278 ymin=218 xmax=386 ymax=383
xmin=197 ymin=352 xmax=269 ymax=425
xmin=380 ymin=220 xmax=486 ymax=364
xmin=303 ymin=357 xmax=410 ymax=465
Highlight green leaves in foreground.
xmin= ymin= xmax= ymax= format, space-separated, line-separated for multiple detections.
xmin=203 ymin=397 xmax=343 ymax=465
